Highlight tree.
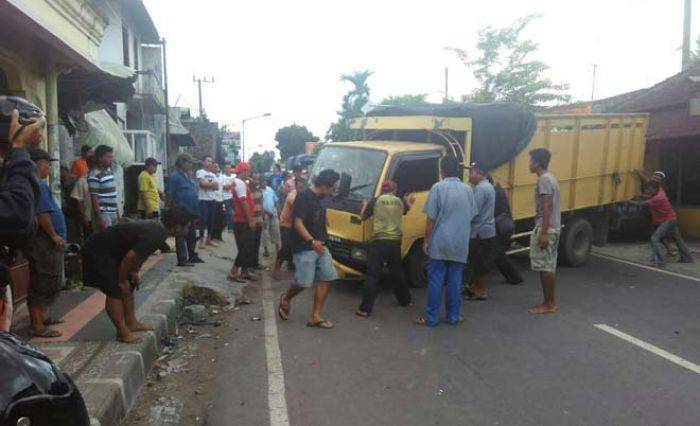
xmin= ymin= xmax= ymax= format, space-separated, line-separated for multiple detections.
xmin=248 ymin=150 xmax=276 ymax=174
xmin=447 ymin=15 xmax=570 ymax=108
xmin=275 ymin=124 xmax=319 ymax=161
xmin=326 ymin=70 xmax=373 ymax=141
xmin=379 ymin=94 xmax=430 ymax=107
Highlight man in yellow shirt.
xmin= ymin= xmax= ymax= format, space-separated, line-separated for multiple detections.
xmin=138 ymin=157 xmax=163 ymax=218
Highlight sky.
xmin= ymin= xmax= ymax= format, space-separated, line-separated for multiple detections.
xmin=143 ymin=0 xmax=698 ymax=160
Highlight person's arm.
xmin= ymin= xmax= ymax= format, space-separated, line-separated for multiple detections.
xmin=402 ymin=192 xmax=415 ymax=215
xmin=90 ymin=193 xmax=105 ymax=230
xmin=37 ymin=213 xmax=65 ymax=247
xmin=423 ymin=217 xmax=434 ymax=256
xmin=538 ymin=194 xmax=553 ymax=249
xmin=361 ymin=198 xmax=376 ymax=221
xmin=198 ymin=175 xmax=219 ymax=190
xmin=118 ymin=250 xmax=145 ymax=291
xmin=635 ymin=170 xmax=651 ymax=185
xmin=294 ymin=216 xmax=324 ymax=255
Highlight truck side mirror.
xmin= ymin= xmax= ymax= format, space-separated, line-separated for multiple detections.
xmin=338 ymin=172 xmax=351 ymax=197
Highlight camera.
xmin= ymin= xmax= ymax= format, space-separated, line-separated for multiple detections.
xmin=0 ymin=96 xmax=45 ymax=145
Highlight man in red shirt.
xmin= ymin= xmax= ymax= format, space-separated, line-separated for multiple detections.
xmin=228 ymin=162 xmax=258 ymax=282
xmin=630 ymin=177 xmax=694 ymax=267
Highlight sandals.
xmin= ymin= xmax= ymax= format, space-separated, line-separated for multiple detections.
xmin=227 ymin=275 xmax=247 ymax=283
xmin=355 ymin=310 xmax=369 ymax=318
xmin=30 ymin=328 xmax=62 ymax=338
xmin=278 ymin=295 xmax=289 ymax=321
xmin=306 ymin=319 xmax=333 ymax=329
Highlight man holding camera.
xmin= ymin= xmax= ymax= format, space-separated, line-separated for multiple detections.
xmin=1 ymin=107 xmax=47 ymax=332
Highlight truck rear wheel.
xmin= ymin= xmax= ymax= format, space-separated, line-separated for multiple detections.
xmin=406 ymin=243 xmax=428 ymax=288
xmin=560 ymin=217 xmax=593 ymax=267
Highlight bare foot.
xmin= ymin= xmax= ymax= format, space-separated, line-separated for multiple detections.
xmin=117 ymin=332 xmax=143 ymax=344
xmin=127 ymin=321 xmax=153 ymax=332
xmin=528 ymin=304 xmax=558 ymax=314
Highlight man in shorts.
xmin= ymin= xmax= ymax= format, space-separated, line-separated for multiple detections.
xmin=528 ymin=148 xmax=561 ymax=314
xmin=277 ymin=169 xmax=340 ymax=329
xmin=274 ymin=177 xmax=305 ymax=279
xmin=82 ymin=207 xmax=195 ymax=343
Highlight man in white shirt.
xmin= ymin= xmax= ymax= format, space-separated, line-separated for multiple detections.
xmin=196 ymin=156 xmax=220 ymax=248
xmin=221 ymin=167 xmax=235 ymax=234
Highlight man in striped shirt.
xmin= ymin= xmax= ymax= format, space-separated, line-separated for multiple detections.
xmin=88 ymin=145 xmax=119 ymax=231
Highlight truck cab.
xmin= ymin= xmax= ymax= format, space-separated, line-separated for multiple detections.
xmin=312 ymin=141 xmax=444 ymax=286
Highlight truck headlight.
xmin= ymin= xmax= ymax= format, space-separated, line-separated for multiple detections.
xmin=350 ymin=248 xmax=367 ymax=261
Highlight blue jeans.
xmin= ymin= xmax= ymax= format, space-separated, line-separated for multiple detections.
xmin=425 ymin=259 xmax=464 ymax=326
xmin=651 ymin=219 xmax=694 ymax=265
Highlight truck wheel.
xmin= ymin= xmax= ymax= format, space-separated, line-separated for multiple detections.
xmin=406 ymin=243 xmax=428 ymax=288
xmin=560 ymin=217 xmax=593 ymax=267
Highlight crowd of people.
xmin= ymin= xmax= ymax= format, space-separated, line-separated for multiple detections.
xmin=1 ymin=104 xmax=694 ymax=340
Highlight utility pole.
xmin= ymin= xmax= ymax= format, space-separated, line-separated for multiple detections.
xmin=682 ymin=0 xmax=692 ymax=70
xmin=591 ymin=64 xmax=598 ymax=103
xmin=444 ymin=67 xmax=449 ymax=103
xmin=192 ymin=76 xmax=214 ymax=119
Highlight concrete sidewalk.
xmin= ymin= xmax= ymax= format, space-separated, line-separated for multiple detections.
xmin=10 ymin=236 xmax=245 ymax=426
xmin=593 ymin=239 xmax=700 ymax=279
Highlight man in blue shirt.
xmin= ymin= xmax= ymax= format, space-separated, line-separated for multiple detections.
xmin=465 ymin=163 xmax=497 ymax=301
xmin=25 ymin=149 xmax=66 ymax=338
xmin=261 ymin=177 xmax=281 ymax=258
xmin=416 ymin=156 xmax=475 ymax=327
xmin=168 ymin=154 xmax=204 ymax=266
xmin=269 ymin=163 xmax=283 ymax=191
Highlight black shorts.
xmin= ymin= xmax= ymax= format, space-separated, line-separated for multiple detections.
xmin=233 ymin=222 xmax=257 ymax=268
xmin=469 ymin=237 xmax=496 ymax=277
xmin=278 ymin=227 xmax=293 ymax=262
xmin=82 ymin=249 xmax=123 ymax=299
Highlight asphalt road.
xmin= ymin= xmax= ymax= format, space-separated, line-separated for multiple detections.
xmin=206 ymin=255 xmax=700 ymax=426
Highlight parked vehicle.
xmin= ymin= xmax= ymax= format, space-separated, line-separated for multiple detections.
xmin=312 ymin=103 xmax=648 ymax=287
xmin=0 ymin=332 xmax=89 ymax=426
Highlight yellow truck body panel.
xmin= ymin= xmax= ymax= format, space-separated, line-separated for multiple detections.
xmin=318 ymin=112 xmax=648 ymax=281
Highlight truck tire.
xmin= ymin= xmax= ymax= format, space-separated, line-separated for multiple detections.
xmin=405 ymin=243 xmax=428 ymax=288
xmin=560 ymin=217 xmax=593 ymax=267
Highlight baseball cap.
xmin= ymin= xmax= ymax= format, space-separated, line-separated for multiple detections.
xmin=145 ymin=157 xmax=161 ymax=166
xmin=380 ymin=180 xmax=397 ymax=192
xmin=235 ymin=162 xmax=252 ymax=173
xmin=29 ymin=148 xmax=57 ymax=162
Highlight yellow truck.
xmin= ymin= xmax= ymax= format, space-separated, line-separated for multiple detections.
xmin=311 ymin=104 xmax=648 ymax=287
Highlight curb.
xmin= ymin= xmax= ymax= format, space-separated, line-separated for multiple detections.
xmin=77 ymin=270 xmax=241 ymax=425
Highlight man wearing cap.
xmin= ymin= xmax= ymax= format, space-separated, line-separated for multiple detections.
xmin=24 ymin=148 xmax=67 ymax=338
xmin=138 ymin=157 xmax=163 ymax=219
xmin=465 ymin=163 xmax=497 ymax=301
xmin=631 ymin=170 xmax=694 ymax=267
xmin=228 ymin=161 xmax=258 ymax=282
xmin=356 ymin=180 xmax=414 ymax=317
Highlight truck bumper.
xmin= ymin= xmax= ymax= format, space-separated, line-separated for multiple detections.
xmin=333 ymin=260 xmax=365 ymax=281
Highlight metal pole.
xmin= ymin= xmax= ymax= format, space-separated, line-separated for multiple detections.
xmin=444 ymin=67 xmax=449 ymax=102
xmin=241 ymin=119 xmax=246 ymax=162
xmin=591 ymin=64 xmax=598 ymax=103
xmin=162 ymin=37 xmax=170 ymax=169
xmin=682 ymin=0 xmax=692 ymax=70
xmin=44 ymin=49 xmax=61 ymax=205
xmin=197 ymin=79 xmax=203 ymax=118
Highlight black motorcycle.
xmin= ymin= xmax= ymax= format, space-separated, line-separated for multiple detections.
xmin=0 ymin=332 xmax=89 ymax=426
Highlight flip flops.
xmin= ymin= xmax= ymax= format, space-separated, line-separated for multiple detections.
xmin=306 ymin=320 xmax=333 ymax=329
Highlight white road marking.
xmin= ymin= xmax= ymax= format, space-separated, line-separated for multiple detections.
xmin=262 ymin=276 xmax=290 ymax=426
xmin=592 ymin=253 xmax=700 ymax=284
xmin=594 ymin=324 xmax=700 ymax=375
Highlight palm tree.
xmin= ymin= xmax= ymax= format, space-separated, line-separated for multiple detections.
xmin=326 ymin=70 xmax=374 ymax=141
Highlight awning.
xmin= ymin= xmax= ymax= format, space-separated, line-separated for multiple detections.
xmin=168 ymin=107 xmax=194 ymax=146
xmin=58 ymin=62 xmax=137 ymax=114
xmin=75 ymin=109 xmax=135 ymax=167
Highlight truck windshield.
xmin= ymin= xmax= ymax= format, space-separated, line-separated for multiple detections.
xmin=311 ymin=146 xmax=387 ymax=200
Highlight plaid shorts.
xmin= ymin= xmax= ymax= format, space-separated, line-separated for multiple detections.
xmin=530 ymin=226 xmax=561 ymax=272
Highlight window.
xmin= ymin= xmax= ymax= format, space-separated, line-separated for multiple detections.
xmin=390 ymin=155 xmax=440 ymax=196
xmin=122 ymin=26 xmax=130 ymax=66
